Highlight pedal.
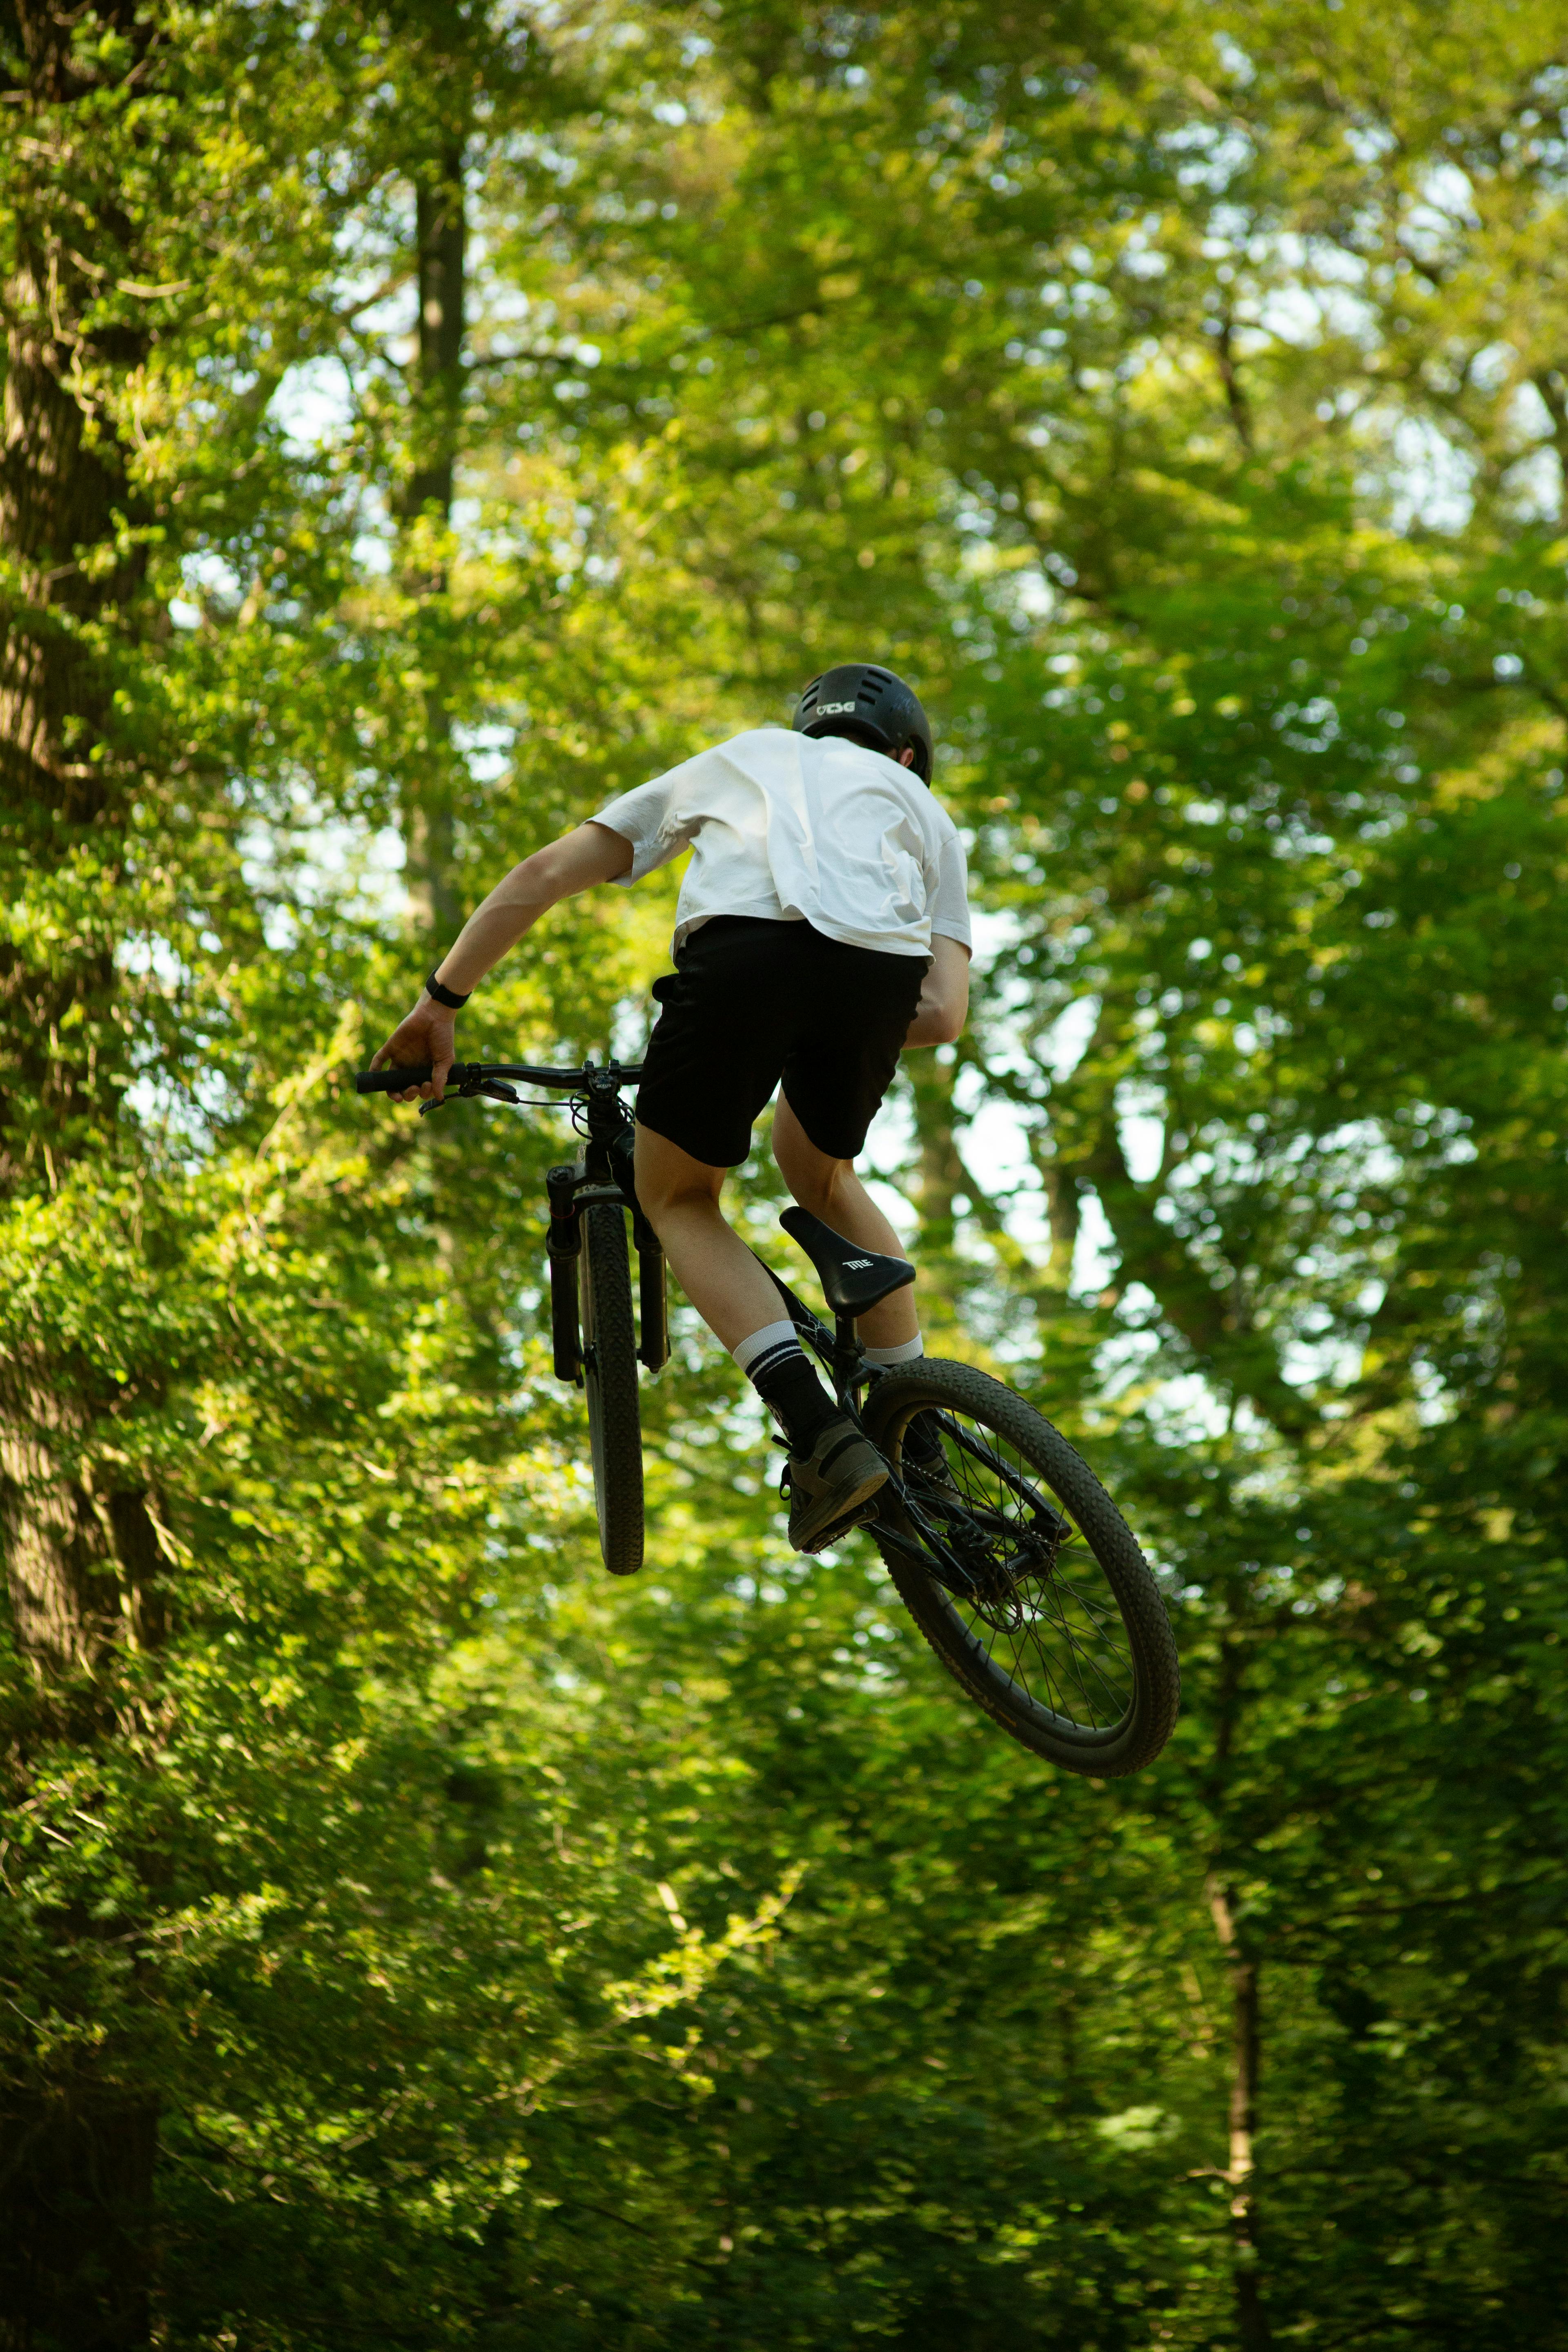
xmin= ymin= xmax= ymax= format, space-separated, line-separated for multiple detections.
xmin=800 ymin=1496 xmax=884 ymax=1556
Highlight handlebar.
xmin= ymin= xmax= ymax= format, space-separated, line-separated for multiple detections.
xmin=354 ymin=1060 xmax=643 ymax=1096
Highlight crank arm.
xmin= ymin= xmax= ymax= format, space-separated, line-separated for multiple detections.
xmin=871 ymin=1518 xmax=983 ymax=1602
xmin=873 ymin=1483 xmax=984 ymax=1600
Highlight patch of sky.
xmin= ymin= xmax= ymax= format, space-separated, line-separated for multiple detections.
xmin=1344 ymin=122 xmax=1399 ymax=166
xmin=118 ymin=933 xmax=240 ymax=1145
xmin=123 ymin=1059 xmax=239 ymax=1155
xmin=1410 ymin=1356 xmax=1457 ymax=1426
xmin=609 ymin=988 xmax=657 ymax=1071
xmin=453 ymin=721 xmax=513 ymax=784
xmin=248 ymin=800 xmax=408 ymax=944
xmin=1163 ymin=121 xmax=1253 ymax=195
xmin=117 ymin=933 xmax=188 ymax=991
xmin=1495 ymin=394 xmax=1563 ymax=521
xmin=1407 ymin=160 xmax=1480 ymax=241
xmin=1260 ymin=269 xmax=1373 ymax=350
xmin=1212 ymin=31 xmax=1256 ymax=84
xmin=1071 ymin=1190 xmax=1118 ymax=1297
xmin=1116 ymin=1077 xmax=1165 ymax=1183
xmin=1373 ymin=412 xmax=1477 ymax=536
xmin=1119 ymin=213 xmax=1172 ymax=280
xmin=1141 ymin=1368 xmax=1234 ymax=1441
xmin=346 ymin=265 xmax=418 ymax=351
xmin=270 ymin=354 xmax=357 ymax=455
xmin=1091 ymin=1311 xmax=1234 ymax=1440
xmin=1038 ymin=989 xmax=1100 ymax=1079
xmin=1003 ymin=565 xmax=1056 ymax=621
xmin=1280 ymin=1283 xmax=1383 ymax=1395
xmin=351 ymin=482 xmax=395 ymax=577
xmin=172 ymin=549 xmax=247 ymax=629
xmin=1315 ymin=1116 xmax=1403 ymax=1183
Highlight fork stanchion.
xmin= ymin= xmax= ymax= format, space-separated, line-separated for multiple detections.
xmin=546 ymin=1163 xmax=584 ymax=1385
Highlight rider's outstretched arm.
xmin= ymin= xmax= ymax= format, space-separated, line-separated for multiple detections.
xmin=370 ymin=822 xmax=634 ymax=1101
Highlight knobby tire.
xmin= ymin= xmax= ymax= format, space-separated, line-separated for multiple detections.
xmin=581 ymin=1203 xmax=644 ymax=1575
xmin=863 ymin=1361 xmax=1179 ymax=1775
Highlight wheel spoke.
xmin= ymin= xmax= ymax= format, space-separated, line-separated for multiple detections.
xmin=875 ymin=1376 xmax=1177 ymax=1775
xmin=1018 ymin=1627 xmax=1066 ymax=1715
xmin=1031 ymin=1575 xmax=1131 ymax=1712
xmin=1047 ymin=1598 xmax=1130 ymax=1715
xmin=906 ymin=1403 xmax=1135 ymax=1731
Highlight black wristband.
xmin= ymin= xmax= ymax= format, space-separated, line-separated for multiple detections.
xmin=425 ymin=971 xmax=470 ymax=1010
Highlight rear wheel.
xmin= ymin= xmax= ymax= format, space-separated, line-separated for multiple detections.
xmin=863 ymin=1361 xmax=1178 ymax=1775
xmin=581 ymin=1204 xmax=643 ymax=1575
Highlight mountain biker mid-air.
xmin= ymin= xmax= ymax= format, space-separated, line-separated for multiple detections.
xmin=372 ymin=664 xmax=973 ymax=1553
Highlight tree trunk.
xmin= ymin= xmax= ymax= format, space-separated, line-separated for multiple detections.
xmin=0 ymin=206 xmax=138 ymax=1186
xmin=0 ymin=2098 xmax=157 ymax=2352
xmin=398 ymin=146 xmax=468 ymax=944
xmin=403 ymin=153 xmax=468 ymax=526
xmin=1208 ymin=1875 xmax=1272 ymax=2352
xmin=0 ymin=1365 xmax=164 ymax=1685
xmin=0 ymin=0 xmax=167 ymax=1696
xmin=1530 ymin=368 xmax=1568 ymax=522
xmin=0 ymin=9 xmax=169 ymax=2342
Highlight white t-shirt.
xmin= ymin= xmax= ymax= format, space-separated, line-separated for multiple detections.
xmin=591 ymin=728 xmax=971 ymax=959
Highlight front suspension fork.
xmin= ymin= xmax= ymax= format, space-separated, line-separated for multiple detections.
xmin=545 ymin=1156 xmax=669 ymax=1382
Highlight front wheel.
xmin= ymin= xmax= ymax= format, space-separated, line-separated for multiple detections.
xmin=863 ymin=1361 xmax=1179 ymax=1776
xmin=580 ymin=1204 xmax=644 ymax=1575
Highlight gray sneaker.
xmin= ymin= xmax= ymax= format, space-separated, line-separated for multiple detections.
xmin=784 ymin=1416 xmax=889 ymax=1553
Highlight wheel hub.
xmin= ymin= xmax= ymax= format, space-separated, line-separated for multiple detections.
xmin=958 ymin=1527 xmax=1057 ymax=1626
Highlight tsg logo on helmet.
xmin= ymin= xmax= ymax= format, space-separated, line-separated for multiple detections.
xmin=792 ymin=663 xmax=934 ymax=782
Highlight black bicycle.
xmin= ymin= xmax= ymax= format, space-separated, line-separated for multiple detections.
xmin=356 ymin=1056 xmax=1180 ymax=1776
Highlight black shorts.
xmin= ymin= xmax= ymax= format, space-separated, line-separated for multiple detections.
xmin=635 ymin=917 xmax=929 ymax=1169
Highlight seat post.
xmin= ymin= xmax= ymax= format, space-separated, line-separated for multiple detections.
xmin=831 ymin=1312 xmax=867 ymax=1397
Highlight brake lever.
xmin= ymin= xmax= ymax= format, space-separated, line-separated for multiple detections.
xmin=418 ymin=1076 xmax=521 ymax=1118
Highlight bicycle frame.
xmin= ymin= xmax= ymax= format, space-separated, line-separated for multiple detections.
xmin=754 ymin=1257 xmax=995 ymax=1595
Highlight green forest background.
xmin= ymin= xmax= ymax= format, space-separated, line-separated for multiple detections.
xmin=4 ymin=2 xmax=1567 ymax=2345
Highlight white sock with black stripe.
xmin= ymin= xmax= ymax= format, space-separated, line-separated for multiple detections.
xmin=732 ymin=1318 xmax=837 ymax=1453
xmin=732 ymin=1319 xmax=804 ymax=1385
xmin=863 ymin=1334 xmax=924 ymax=1368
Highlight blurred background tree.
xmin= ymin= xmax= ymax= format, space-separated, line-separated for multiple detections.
xmin=2 ymin=1 xmax=1566 ymax=2346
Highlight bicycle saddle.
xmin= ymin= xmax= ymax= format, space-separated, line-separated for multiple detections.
xmin=779 ymin=1206 xmax=916 ymax=1318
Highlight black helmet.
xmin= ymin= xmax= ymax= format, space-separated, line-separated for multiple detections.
xmin=792 ymin=662 xmax=934 ymax=783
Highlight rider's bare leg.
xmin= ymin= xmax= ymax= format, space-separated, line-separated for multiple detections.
xmin=633 ymin=1125 xmax=783 ymax=1350
xmin=636 ymin=1108 xmax=897 ymax=1543
xmin=771 ymin=1094 xmax=920 ymax=1353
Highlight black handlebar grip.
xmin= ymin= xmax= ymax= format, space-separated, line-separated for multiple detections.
xmin=354 ymin=1065 xmax=434 ymax=1094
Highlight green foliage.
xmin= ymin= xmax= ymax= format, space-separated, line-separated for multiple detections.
xmin=4 ymin=2 xmax=1568 ymax=2345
